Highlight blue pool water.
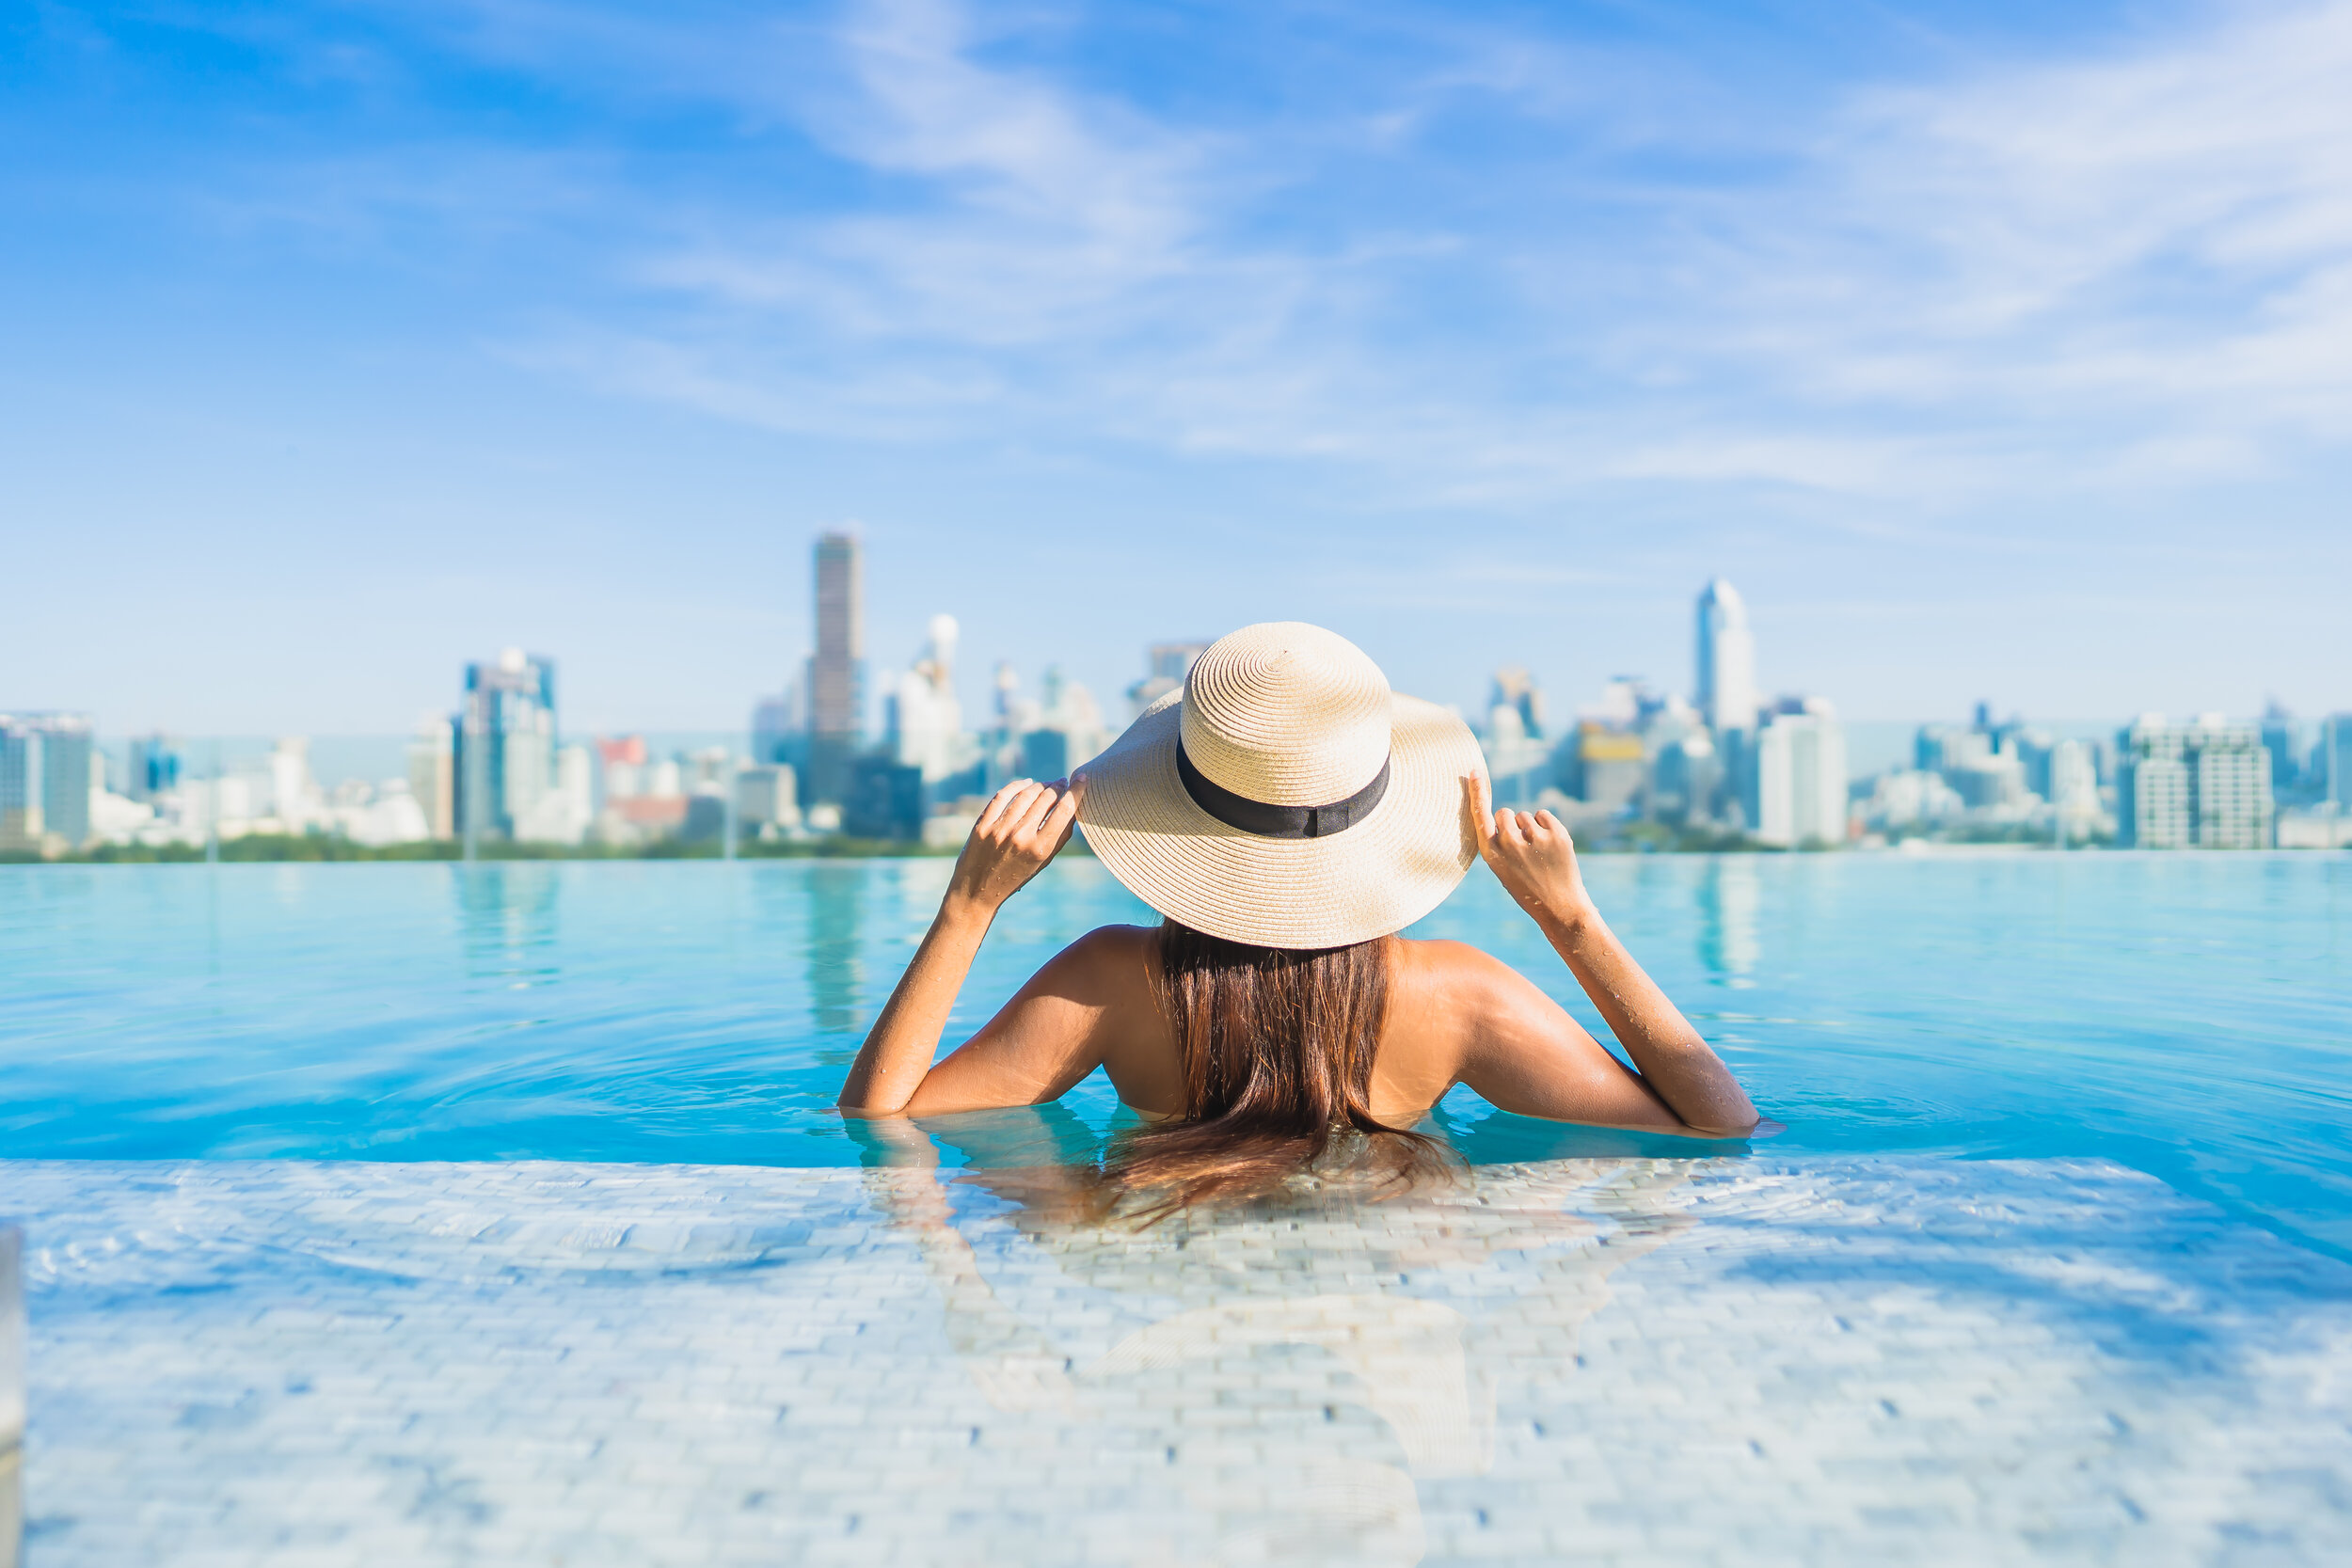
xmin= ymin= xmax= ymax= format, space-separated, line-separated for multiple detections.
xmin=3 ymin=854 xmax=2347 ymax=1256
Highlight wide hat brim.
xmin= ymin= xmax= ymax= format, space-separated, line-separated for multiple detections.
xmin=1075 ymin=689 xmax=1490 ymax=950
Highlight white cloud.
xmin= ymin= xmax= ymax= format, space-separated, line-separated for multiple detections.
xmin=1711 ymin=0 xmax=2352 ymax=439
xmin=493 ymin=0 xmax=2352 ymax=506
xmin=644 ymin=0 xmax=1212 ymax=346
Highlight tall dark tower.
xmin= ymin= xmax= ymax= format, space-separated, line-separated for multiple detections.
xmin=805 ymin=531 xmax=864 ymax=807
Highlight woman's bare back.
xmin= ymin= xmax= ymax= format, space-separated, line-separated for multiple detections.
xmin=839 ymin=776 xmax=1759 ymax=1141
xmin=879 ymin=923 xmax=1743 ymax=1139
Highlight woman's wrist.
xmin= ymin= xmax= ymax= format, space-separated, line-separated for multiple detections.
xmin=937 ymin=891 xmax=1000 ymax=934
xmin=1535 ymin=893 xmax=1600 ymax=942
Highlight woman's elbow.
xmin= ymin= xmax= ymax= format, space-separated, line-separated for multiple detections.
xmin=1677 ymin=1119 xmax=1757 ymax=1140
xmin=835 ymin=1084 xmax=913 ymax=1118
xmin=1674 ymin=1101 xmax=1771 ymax=1139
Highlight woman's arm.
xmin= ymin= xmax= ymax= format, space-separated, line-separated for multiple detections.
xmin=836 ymin=778 xmax=1083 ymax=1116
xmin=1459 ymin=775 xmax=1760 ymax=1137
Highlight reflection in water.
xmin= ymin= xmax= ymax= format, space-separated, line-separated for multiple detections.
xmin=855 ymin=1112 xmax=1692 ymax=1565
xmin=1697 ymin=857 xmax=1760 ymax=984
xmin=803 ymin=863 xmax=867 ymax=1039
xmin=453 ymin=863 xmax=562 ymax=982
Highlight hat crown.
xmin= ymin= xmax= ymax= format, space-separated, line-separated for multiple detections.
xmin=1180 ymin=623 xmax=1392 ymax=806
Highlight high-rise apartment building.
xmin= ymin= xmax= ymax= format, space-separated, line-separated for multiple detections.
xmin=1694 ymin=579 xmax=1757 ymax=736
xmin=1564 ymin=724 xmax=1646 ymax=813
xmin=125 ymin=734 xmax=182 ymax=803
xmin=2194 ymin=735 xmax=2272 ymax=848
xmin=453 ymin=649 xmax=558 ymax=841
xmin=0 ymin=720 xmax=42 ymax=848
xmin=2122 ymin=748 xmax=2191 ymax=847
xmin=1650 ymin=731 xmax=1722 ymax=825
xmin=1753 ymin=700 xmax=1847 ymax=847
xmin=1489 ymin=667 xmax=1546 ymax=740
xmin=1126 ymin=641 xmax=1211 ymax=719
xmin=44 ymin=716 xmax=94 ymax=847
xmin=2324 ymin=714 xmax=2352 ymax=807
xmin=1484 ymin=667 xmax=1552 ymax=807
xmin=2049 ymin=738 xmax=2100 ymax=828
xmin=2118 ymin=716 xmax=2273 ymax=848
xmin=805 ymin=531 xmax=865 ymax=807
xmin=405 ymin=718 xmax=454 ymax=838
xmin=2261 ymin=702 xmax=2303 ymax=796
xmin=752 ymin=684 xmax=804 ymax=770
xmin=885 ymin=614 xmax=967 ymax=784
xmin=734 ymin=765 xmax=801 ymax=834
xmin=0 ymin=713 xmax=94 ymax=849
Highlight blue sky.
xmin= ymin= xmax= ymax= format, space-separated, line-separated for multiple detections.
xmin=6 ymin=0 xmax=2349 ymax=736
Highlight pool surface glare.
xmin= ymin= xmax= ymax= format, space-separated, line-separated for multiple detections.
xmin=3 ymin=855 xmax=2350 ymax=1563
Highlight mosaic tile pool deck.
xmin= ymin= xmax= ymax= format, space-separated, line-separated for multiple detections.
xmin=8 ymin=1152 xmax=2350 ymax=1566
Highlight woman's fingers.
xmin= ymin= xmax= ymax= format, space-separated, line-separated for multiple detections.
xmin=1039 ymin=780 xmax=1082 ymax=844
xmin=1017 ymin=779 xmax=1069 ymax=837
xmin=1000 ymin=782 xmax=1053 ymax=836
xmin=976 ymin=780 xmax=1034 ymax=833
xmin=1463 ymin=774 xmax=1498 ymax=854
xmin=968 ymin=779 xmax=1085 ymax=861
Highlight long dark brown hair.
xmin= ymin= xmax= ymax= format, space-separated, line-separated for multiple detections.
xmin=1103 ymin=920 xmax=1456 ymax=1217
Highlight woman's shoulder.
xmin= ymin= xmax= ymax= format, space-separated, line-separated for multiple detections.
xmin=1392 ymin=936 xmax=1543 ymax=1006
xmin=1069 ymin=923 xmax=1159 ymax=957
xmin=1042 ymin=924 xmax=1161 ymax=988
xmin=1394 ymin=934 xmax=1512 ymax=974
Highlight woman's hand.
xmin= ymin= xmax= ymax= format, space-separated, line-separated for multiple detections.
xmin=1465 ymin=774 xmax=1597 ymax=932
xmin=945 ymin=778 xmax=1082 ymax=921
xmin=842 ymin=777 xmax=1084 ymax=1117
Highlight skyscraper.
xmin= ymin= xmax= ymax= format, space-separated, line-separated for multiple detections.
xmin=125 ymin=734 xmax=182 ymax=803
xmin=1489 ymin=667 xmax=1546 ymax=739
xmin=884 ymin=614 xmax=966 ymax=784
xmin=2323 ymin=714 xmax=2352 ymax=807
xmin=805 ymin=531 xmax=864 ymax=807
xmin=2117 ymin=715 xmax=2273 ymax=848
xmin=752 ymin=682 xmax=804 ymax=770
xmin=2119 ymin=721 xmax=2191 ymax=848
xmin=453 ymin=649 xmax=557 ymax=841
xmin=405 ymin=718 xmax=454 ymax=838
xmin=0 ymin=719 xmax=42 ymax=848
xmin=40 ymin=714 xmax=93 ymax=847
xmin=1126 ymin=641 xmax=1210 ymax=719
xmin=2049 ymin=739 xmax=2100 ymax=833
xmin=2261 ymin=701 xmax=2303 ymax=796
xmin=2193 ymin=727 xmax=2272 ymax=848
xmin=1753 ymin=699 xmax=1848 ymax=847
xmin=1694 ymin=579 xmax=1757 ymax=736
xmin=0 ymin=713 xmax=94 ymax=849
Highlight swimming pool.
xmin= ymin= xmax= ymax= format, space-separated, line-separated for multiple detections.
xmin=4 ymin=854 xmax=2347 ymax=1254
xmin=5 ymin=855 xmax=2351 ymax=1565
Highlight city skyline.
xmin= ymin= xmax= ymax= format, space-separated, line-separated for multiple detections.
xmin=6 ymin=542 xmax=2332 ymax=747
xmin=21 ymin=562 xmax=2347 ymax=857
xmin=14 ymin=584 xmax=2341 ymax=749
xmin=7 ymin=2 xmax=2352 ymax=734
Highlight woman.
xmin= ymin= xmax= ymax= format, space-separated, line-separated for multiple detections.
xmin=838 ymin=622 xmax=1759 ymax=1210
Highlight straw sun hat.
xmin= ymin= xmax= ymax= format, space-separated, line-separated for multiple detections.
xmin=1074 ymin=622 xmax=1490 ymax=950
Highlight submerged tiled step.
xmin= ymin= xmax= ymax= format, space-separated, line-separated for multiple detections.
xmin=3 ymin=1155 xmax=2348 ymax=1566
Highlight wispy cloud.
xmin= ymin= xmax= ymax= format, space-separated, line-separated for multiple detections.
xmin=18 ymin=0 xmax=2352 ymax=723
xmin=552 ymin=0 xmax=2345 ymax=505
xmin=167 ymin=0 xmax=2352 ymax=509
xmin=644 ymin=0 xmax=1211 ymax=343
xmin=1696 ymin=0 xmax=2352 ymax=449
